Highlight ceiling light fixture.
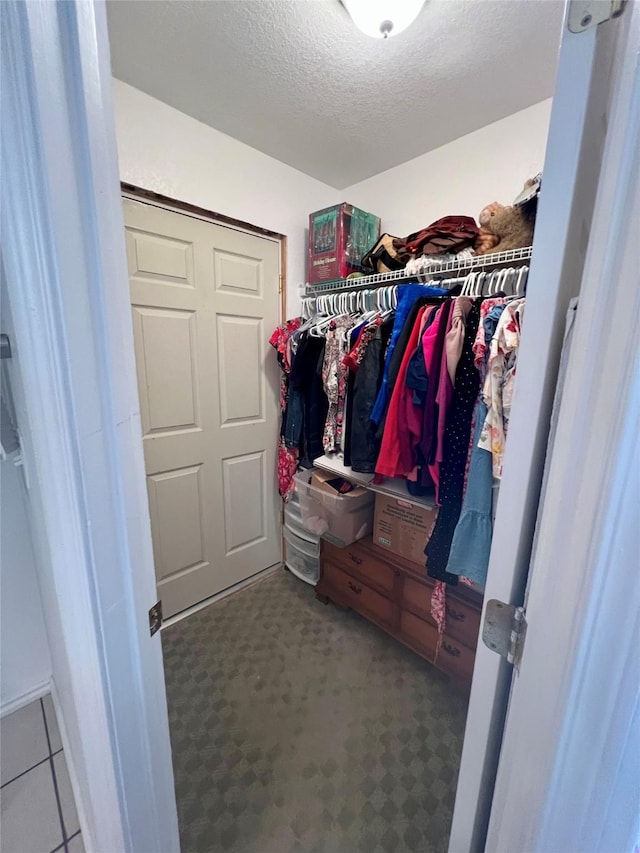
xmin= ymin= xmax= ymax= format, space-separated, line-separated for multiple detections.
xmin=341 ymin=0 xmax=425 ymax=39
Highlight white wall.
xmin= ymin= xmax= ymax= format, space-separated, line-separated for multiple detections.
xmin=112 ymin=80 xmax=337 ymax=313
xmin=0 ymin=277 xmax=52 ymax=715
xmin=113 ymin=82 xmax=551 ymax=310
xmin=344 ymin=100 xmax=553 ymax=237
xmin=0 ymin=461 xmax=51 ymax=713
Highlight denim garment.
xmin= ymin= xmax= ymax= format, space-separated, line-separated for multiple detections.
xmin=370 ymin=284 xmax=447 ymax=426
xmin=445 ymin=400 xmax=493 ymax=583
xmin=350 ymin=317 xmax=393 ymax=473
xmin=283 ymin=386 xmax=305 ymax=449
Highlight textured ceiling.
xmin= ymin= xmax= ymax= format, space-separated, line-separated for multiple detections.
xmin=106 ymin=0 xmax=563 ymax=189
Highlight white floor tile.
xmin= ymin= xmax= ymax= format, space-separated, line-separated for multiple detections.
xmin=0 ymin=700 xmax=49 ymax=786
xmin=42 ymin=694 xmax=62 ymax=754
xmin=53 ymin=753 xmax=79 ymax=839
xmin=0 ymin=761 xmax=63 ymax=853
xmin=67 ymin=833 xmax=85 ymax=853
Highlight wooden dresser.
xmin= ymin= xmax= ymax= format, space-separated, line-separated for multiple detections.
xmin=315 ymin=536 xmax=482 ymax=683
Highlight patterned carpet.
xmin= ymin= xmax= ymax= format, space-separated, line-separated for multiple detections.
xmin=162 ymin=568 xmax=469 ymax=853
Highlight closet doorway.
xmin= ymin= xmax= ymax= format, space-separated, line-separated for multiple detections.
xmin=123 ymin=195 xmax=283 ymax=617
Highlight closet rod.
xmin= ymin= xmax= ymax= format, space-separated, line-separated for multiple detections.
xmin=301 ymin=265 xmax=529 ymax=318
xmin=303 ymin=245 xmax=533 ymax=296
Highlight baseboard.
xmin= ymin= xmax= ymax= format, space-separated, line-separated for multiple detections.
xmin=0 ymin=679 xmax=51 ymax=718
xmin=162 ymin=563 xmax=282 ymax=628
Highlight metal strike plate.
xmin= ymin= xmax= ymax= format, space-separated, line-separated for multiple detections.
xmin=568 ymin=0 xmax=626 ymax=33
xmin=0 ymin=334 xmax=11 ymax=359
xmin=149 ymin=601 xmax=163 ymax=636
xmin=482 ymin=599 xmax=527 ymax=668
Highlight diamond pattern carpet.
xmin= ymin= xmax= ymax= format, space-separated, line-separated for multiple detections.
xmin=162 ymin=568 xmax=469 ymax=853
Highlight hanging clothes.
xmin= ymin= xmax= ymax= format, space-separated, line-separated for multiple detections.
xmin=424 ymin=300 xmax=482 ymax=584
xmin=289 ymin=331 xmax=328 ymax=468
xmin=349 ymin=315 xmax=394 ymax=473
xmin=322 ymin=316 xmax=355 ymax=453
xmin=403 ymin=305 xmax=440 ymax=478
xmin=343 ymin=315 xmax=382 ymax=469
xmin=269 ymin=318 xmax=302 ymax=500
xmin=418 ymin=301 xmax=453 ymax=500
xmin=436 ymin=297 xmax=474 ymax=466
xmin=447 ymin=299 xmax=508 ymax=584
xmin=478 ymin=298 xmax=526 ymax=478
xmin=374 ymin=306 xmax=429 ymax=479
xmin=370 ymin=283 xmax=447 ymax=426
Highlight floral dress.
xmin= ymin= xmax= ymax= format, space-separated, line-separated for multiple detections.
xmin=478 ymin=299 xmax=526 ymax=479
xmin=322 ymin=317 xmax=354 ymax=454
xmin=269 ymin=319 xmax=302 ymax=500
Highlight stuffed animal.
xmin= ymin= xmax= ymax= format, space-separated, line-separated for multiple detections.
xmin=474 ymin=202 xmax=502 ymax=255
xmin=475 ymin=179 xmax=539 ymax=254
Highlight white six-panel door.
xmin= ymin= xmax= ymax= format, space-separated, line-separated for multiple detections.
xmin=124 ymin=198 xmax=281 ymax=617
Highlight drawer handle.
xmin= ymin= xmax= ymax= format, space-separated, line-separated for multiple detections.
xmin=446 ymin=606 xmax=466 ymax=622
xmin=347 ymin=580 xmax=362 ymax=595
xmin=348 ymin=552 xmax=363 ymax=565
xmin=442 ymin=642 xmax=461 ymax=657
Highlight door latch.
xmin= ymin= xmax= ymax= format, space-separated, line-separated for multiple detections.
xmin=482 ymin=599 xmax=527 ymax=669
xmin=149 ymin=600 xmax=163 ymax=636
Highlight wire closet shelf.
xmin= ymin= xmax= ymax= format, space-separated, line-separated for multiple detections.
xmin=302 ymin=246 xmax=533 ymax=297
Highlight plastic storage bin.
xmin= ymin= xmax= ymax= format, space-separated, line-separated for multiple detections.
xmin=283 ymin=527 xmax=319 ymax=585
xmin=284 ymin=501 xmax=317 ymax=543
xmin=294 ymin=469 xmax=374 ymax=548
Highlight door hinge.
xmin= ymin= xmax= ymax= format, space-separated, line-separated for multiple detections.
xmin=149 ymin=600 xmax=163 ymax=636
xmin=278 ymin=274 xmax=283 ymax=294
xmin=0 ymin=334 xmax=12 ymax=359
xmin=482 ymin=599 xmax=527 ymax=669
xmin=568 ymin=0 xmax=626 ymax=33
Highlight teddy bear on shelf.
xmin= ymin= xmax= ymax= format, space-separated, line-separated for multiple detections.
xmin=474 ymin=178 xmax=540 ymax=255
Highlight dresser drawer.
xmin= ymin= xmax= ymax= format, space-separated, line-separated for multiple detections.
xmin=322 ymin=561 xmax=394 ymax=628
xmin=323 ymin=540 xmax=395 ymax=597
xmin=399 ymin=610 xmax=438 ymax=661
xmin=401 ymin=576 xmax=436 ymax=625
xmin=444 ymin=597 xmax=482 ymax=648
xmin=436 ymin=635 xmax=476 ymax=682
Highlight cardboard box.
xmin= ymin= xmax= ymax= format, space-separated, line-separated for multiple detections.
xmin=373 ymin=493 xmax=438 ymax=567
xmin=308 ymin=203 xmax=380 ymax=284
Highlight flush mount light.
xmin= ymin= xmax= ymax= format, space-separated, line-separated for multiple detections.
xmin=341 ymin=0 xmax=426 ymax=39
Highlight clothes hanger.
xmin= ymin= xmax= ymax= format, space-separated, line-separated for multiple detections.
xmin=466 ymin=272 xmax=474 ymax=297
xmin=517 ymin=266 xmax=528 ymax=297
xmin=502 ymin=268 xmax=513 ymax=296
xmin=474 ymin=272 xmax=483 ymax=297
xmin=504 ymin=268 xmax=515 ymax=294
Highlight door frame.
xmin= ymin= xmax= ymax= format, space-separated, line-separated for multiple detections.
xmin=450 ymin=5 xmax=638 ymax=851
xmin=1 ymin=1 xmax=180 ymax=849
xmin=486 ymin=4 xmax=639 ymax=848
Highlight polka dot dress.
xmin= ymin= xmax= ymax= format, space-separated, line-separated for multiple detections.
xmin=425 ymin=299 xmax=482 ymax=584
